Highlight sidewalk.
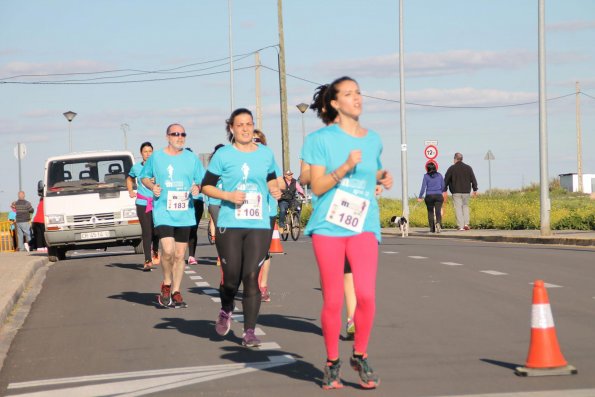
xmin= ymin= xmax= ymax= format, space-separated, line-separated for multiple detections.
xmin=382 ymin=227 xmax=595 ymax=247
xmin=0 ymin=252 xmax=48 ymax=330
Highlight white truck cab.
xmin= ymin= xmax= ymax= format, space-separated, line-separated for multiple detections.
xmin=40 ymin=151 xmax=143 ymax=262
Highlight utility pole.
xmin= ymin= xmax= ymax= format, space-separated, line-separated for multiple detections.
xmin=255 ymin=52 xmax=262 ymax=130
xmin=398 ymin=0 xmax=409 ymax=234
xmin=538 ymin=0 xmax=551 ymax=236
xmin=576 ymin=81 xmax=583 ymax=193
xmin=228 ymin=0 xmax=234 ymax=112
xmin=277 ymin=0 xmax=290 ymax=172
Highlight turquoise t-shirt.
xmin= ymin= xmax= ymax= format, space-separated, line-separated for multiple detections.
xmin=302 ymin=124 xmax=383 ymax=241
xmin=207 ymin=144 xmax=278 ymax=229
xmin=128 ymin=161 xmax=153 ymax=206
xmin=140 ymin=148 xmax=206 ymax=227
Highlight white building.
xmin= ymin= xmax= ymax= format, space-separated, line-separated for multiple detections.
xmin=558 ymin=173 xmax=595 ymax=194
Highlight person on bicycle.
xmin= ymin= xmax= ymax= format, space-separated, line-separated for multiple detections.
xmin=278 ymin=170 xmax=304 ymax=232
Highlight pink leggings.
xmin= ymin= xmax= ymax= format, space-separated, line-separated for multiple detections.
xmin=312 ymin=232 xmax=378 ymax=359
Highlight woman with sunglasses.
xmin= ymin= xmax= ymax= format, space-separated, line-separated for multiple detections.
xmin=302 ymin=77 xmax=392 ymax=389
xmin=201 ymin=108 xmax=281 ymax=348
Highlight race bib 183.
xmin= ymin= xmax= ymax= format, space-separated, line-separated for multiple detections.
xmin=167 ymin=190 xmax=189 ymax=211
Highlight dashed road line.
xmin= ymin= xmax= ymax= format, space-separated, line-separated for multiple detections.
xmin=480 ymin=270 xmax=508 ymax=276
xmin=408 ymin=256 xmax=427 ymax=259
xmin=382 ymin=251 xmax=399 ymax=254
xmin=530 ymin=281 xmax=562 ymax=288
xmin=441 ymin=261 xmax=464 ymax=266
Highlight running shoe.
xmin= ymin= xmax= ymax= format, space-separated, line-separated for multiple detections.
xmin=215 ymin=309 xmax=232 ymax=336
xmin=260 ymin=287 xmax=271 ymax=302
xmin=350 ymin=354 xmax=380 ymax=389
xmin=464 ymin=225 xmax=470 ymax=230
xmin=188 ymin=256 xmax=198 ymax=265
xmin=435 ymin=223 xmax=441 ymax=233
xmin=345 ymin=318 xmax=355 ymax=340
xmin=152 ymin=251 xmax=160 ymax=266
xmin=143 ymin=260 xmax=153 ymax=272
xmin=242 ymin=328 xmax=261 ymax=347
xmin=171 ymin=291 xmax=188 ymax=308
xmin=157 ymin=283 xmax=172 ymax=307
xmin=322 ymin=360 xmax=343 ymax=390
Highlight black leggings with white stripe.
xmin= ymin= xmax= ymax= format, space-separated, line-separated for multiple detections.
xmin=215 ymin=227 xmax=271 ymax=330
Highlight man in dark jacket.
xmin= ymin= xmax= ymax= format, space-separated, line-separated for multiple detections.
xmin=15 ymin=191 xmax=34 ymax=251
xmin=443 ymin=153 xmax=478 ymax=230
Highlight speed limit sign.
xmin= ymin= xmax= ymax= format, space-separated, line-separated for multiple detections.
xmin=424 ymin=145 xmax=438 ymax=160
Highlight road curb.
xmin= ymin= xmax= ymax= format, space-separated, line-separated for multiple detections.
xmin=381 ymin=230 xmax=595 ymax=247
xmin=0 ymin=255 xmax=48 ymax=329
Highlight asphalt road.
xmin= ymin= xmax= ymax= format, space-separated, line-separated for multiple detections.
xmin=1 ymin=231 xmax=594 ymax=397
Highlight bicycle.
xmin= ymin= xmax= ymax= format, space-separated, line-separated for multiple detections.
xmin=279 ymin=199 xmax=302 ymax=241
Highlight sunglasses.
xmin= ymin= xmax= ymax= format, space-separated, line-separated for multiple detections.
xmin=168 ymin=132 xmax=187 ymax=137
xmin=253 ymin=138 xmax=261 ymax=143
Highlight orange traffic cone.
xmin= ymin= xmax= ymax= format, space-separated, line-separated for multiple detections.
xmin=269 ymin=222 xmax=285 ymax=255
xmin=515 ymin=280 xmax=577 ymax=376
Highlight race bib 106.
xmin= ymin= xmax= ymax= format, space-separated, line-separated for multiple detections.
xmin=235 ymin=192 xmax=263 ymax=220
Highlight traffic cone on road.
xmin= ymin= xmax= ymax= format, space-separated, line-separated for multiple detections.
xmin=515 ymin=280 xmax=577 ymax=376
xmin=269 ymin=222 xmax=285 ymax=255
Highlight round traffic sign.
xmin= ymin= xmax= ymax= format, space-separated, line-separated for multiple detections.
xmin=424 ymin=145 xmax=438 ymax=160
xmin=425 ymin=159 xmax=439 ymax=171
xmin=13 ymin=143 xmax=27 ymax=160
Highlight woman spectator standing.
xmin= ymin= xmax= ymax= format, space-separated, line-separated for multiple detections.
xmin=417 ymin=161 xmax=445 ymax=233
xmin=201 ymin=108 xmax=281 ymax=348
xmin=302 ymin=76 xmax=392 ymax=390
xmin=127 ymin=141 xmax=159 ymax=271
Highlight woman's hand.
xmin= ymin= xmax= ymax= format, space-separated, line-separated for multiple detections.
xmin=378 ymin=170 xmax=393 ymax=189
xmin=227 ymin=190 xmax=246 ymax=205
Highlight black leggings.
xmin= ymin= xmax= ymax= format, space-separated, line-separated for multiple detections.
xmin=215 ymin=227 xmax=271 ymax=330
xmin=136 ymin=204 xmax=159 ymax=262
xmin=424 ymin=194 xmax=444 ymax=232
xmin=188 ymin=199 xmax=204 ymax=258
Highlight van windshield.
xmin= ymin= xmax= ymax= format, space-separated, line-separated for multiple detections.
xmin=46 ymin=155 xmax=133 ymax=196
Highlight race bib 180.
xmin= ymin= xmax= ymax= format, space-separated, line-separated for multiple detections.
xmin=325 ymin=189 xmax=370 ymax=233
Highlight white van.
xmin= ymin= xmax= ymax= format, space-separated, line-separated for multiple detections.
xmin=39 ymin=151 xmax=143 ymax=262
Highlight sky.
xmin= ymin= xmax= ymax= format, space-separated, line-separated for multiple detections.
xmin=1 ymin=0 xmax=595 ymax=209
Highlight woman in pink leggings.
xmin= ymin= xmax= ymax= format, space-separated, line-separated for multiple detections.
xmin=301 ymin=76 xmax=393 ymax=390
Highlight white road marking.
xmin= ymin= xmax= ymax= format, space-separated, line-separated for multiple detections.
xmin=441 ymin=261 xmax=464 ymax=266
xmin=7 ymin=355 xmax=296 ymax=396
xmin=432 ymin=390 xmax=595 ymax=397
xmin=530 ymin=281 xmax=562 ymax=288
xmin=194 ymin=281 xmax=210 ymax=287
xmin=189 ymin=275 xmax=203 ymax=280
xmin=257 ymin=342 xmax=281 ymax=350
xmin=202 ymin=288 xmax=219 ymax=296
xmin=408 ymin=256 xmax=427 ymax=259
xmin=254 ymin=327 xmax=265 ymax=336
xmin=481 ymin=270 xmax=508 ymax=276
xmin=382 ymin=251 xmax=398 ymax=254
xmin=210 ymin=297 xmax=221 ymax=303
xmin=184 ymin=270 xmax=196 ymax=274
xmin=231 ymin=314 xmax=244 ymax=322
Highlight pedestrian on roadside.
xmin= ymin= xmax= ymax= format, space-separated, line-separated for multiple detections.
xmin=417 ymin=161 xmax=445 ymax=233
xmin=443 ymin=152 xmax=478 ymax=230
xmin=300 ymin=83 xmax=358 ymax=340
xmin=252 ymin=128 xmax=284 ymax=303
xmin=140 ymin=124 xmax=205 ymax=308
xmin=127 ymin=141 xmax=160 ymax=271
xmin=14 ymin=191 xmax=34 ymax=252
xmin=8 ymin=202 xmax=18 ymax=251
xmin=185 ymin=147 xmax=205 ymax=266
xmin=201 ymin=108 xmax=281 ymax=348
xmin=302 ymin=76 xmax=392 ymax=390
xmin=31 ymin=196 xmax=46 ymax=251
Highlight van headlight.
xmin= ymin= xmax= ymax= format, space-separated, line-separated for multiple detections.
xmin=123 ymin=208 xmax=137 ymax=218
xmin=46 ymin=214 xmax=65 ymax=225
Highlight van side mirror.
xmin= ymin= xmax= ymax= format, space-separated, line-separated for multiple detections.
xmin=37 ymin=180 xmax=44 ymax=196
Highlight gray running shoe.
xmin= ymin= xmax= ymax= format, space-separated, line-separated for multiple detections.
xmin=350 ymin=354 xmax=380 ymax=389
xmin=322 ymin=360 xmax=343 ymax=390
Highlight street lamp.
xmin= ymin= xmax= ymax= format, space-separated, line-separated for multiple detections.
xmin=121 ymin=123 xmax=130 ymax=150
xmin=63 ymin=111 xmax=77 ymax=152
xmin=296 ymin=103 xmax=308 ymax=145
